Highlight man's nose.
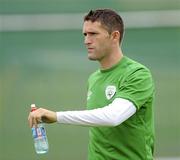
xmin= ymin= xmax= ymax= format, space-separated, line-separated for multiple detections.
xmin=84 ymin=36 xmax=92 ymax=45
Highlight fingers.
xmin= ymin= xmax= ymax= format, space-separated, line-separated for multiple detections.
xmin=28 ymin=107 xmax=57 ymax=128
xmin=28 ymin=113 xmax=33 ymax=128
xmin=28 ymin=108 xmax=44 ymax=128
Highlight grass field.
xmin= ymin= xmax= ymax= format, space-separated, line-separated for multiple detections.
xmin=0 ymin=27 xmax=179 ymax=159
xmin=1 ymin=0 xmax=179 ymax=14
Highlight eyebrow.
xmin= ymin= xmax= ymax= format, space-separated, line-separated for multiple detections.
xmin=83 ymin=31 xmax=98 ymax=35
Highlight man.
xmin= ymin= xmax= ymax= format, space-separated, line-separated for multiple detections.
xmin=28 ymin=9 xmax=155 ymax=160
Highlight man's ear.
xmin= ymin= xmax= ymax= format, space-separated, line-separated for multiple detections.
xmin=111 ymin=31 xmax=120 ymax=43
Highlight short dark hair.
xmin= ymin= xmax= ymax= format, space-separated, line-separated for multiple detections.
xmin=84 ymin=9 xmax=124 ymax=43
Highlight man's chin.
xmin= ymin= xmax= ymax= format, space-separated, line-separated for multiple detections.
xmin=88 ymin=56 xmax=97 ymax=61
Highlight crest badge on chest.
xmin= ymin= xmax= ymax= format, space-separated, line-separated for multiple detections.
xmin=105 ymin=85 xmax=116 ymax=100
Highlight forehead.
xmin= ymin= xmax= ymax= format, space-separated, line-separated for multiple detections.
xmin=83 ymin=21 xmax=107 ymax=33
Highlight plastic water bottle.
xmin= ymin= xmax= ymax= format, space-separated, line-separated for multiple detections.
xmin=31 ymin=104 xmax=49 ymax=154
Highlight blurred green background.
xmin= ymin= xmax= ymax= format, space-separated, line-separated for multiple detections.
xmin=0 ymin=0 xmax=180 ymax=160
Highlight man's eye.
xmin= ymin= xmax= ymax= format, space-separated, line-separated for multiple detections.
xmin=90 ymin=32 xmax=97 ymax=35
xmin=83 ymin=32 xmax=97 ymax=36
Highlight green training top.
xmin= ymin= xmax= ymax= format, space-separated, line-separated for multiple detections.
xmin=86 ymin=56 xmax=155 ymax=160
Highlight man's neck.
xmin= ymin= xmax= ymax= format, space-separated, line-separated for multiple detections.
xmin=100 ymin=49 xmax=123 ymax=70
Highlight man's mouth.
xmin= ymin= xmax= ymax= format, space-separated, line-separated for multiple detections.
xmin=87 ymin=47 xmax=94 ymax=52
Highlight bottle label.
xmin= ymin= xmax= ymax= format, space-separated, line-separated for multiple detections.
xmin=32 ymin=126 xmax=46 ymax=139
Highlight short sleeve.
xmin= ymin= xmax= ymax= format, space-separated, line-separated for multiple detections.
xmin=116 ymin=68 xmax=154 ymax=110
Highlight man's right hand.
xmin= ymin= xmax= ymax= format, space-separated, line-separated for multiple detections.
xmin=28 ymin=107 xmax=57 ymax=128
